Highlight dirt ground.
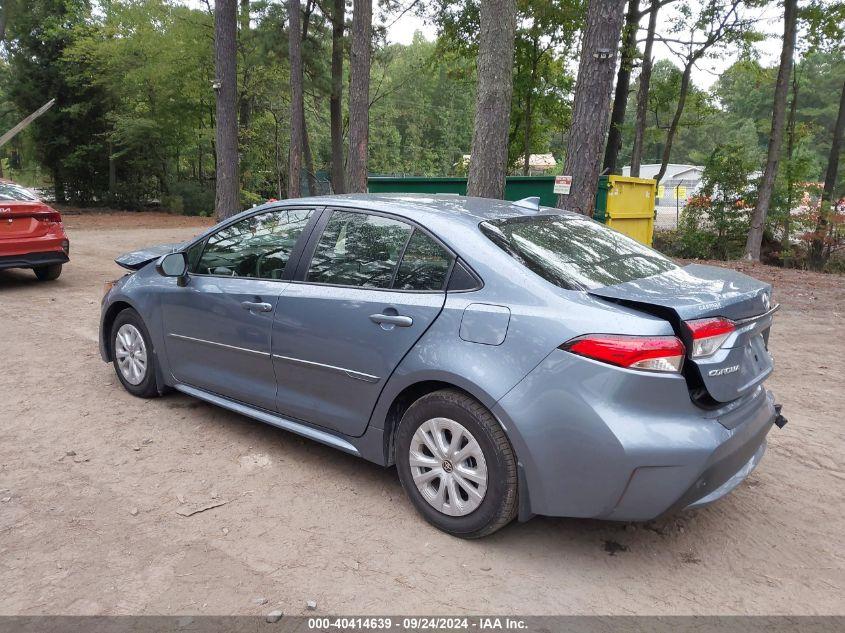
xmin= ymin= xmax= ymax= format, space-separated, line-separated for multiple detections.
xmin=1 ymin=213 xmax=843 ymax=616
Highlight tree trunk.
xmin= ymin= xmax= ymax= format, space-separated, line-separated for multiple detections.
xmin=521 ymin=34 xmax=539 ymax=177
xmin=238 ymin=0 xmax=252 ymax=131
xmin=303 ymin=116 xmax=318 ymax=195
xmin=300 ymin=2 xmax=318 ymax=196
xmin=108 ymin=139 xmax=116 ymax=195
xmin=654 ymin=58 xmax=694 ymax=184
xmin=466 ymin=0 xmax=517 ymax=199
xmin=744 ymin=0 xmax=798 ymax=261
xmin=0 ymin=0 xmax=9 ymax=47
xmin=782 ymin=70 xmax=799 ymax=266
xmin=214 ymin=0 xmax=240 ymax=220
xmin=0 ymin=0 xmax=15 ymax=47
xmin=810 ymin=78 xmax=845 ymax=269
xmin=557 ymin=0 xmax=627 ymax=215
xmin=346 ymin=0 xmax=372 ymax=193
xmin=53 ymin=169 xmax=66 ymax=204
xmin=271 ymin=109 xmax=286 ymax=199
xmin=288 ymin=0 xmax=304 ymax=198
xmin=602 ymin=0 xmax=639 ymax=174
xmin=330 ymin=0 xmax=345 ymax=193
xmin=629 ymin=0 xmax=658 ymax=177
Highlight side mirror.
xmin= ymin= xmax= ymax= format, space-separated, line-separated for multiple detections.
xmin=156 ymin=252 xmax=188 ymax=284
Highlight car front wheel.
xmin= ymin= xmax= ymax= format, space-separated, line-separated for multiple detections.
xmin=111 ymin=309 xmax=159 ymax=398
xmin=395 ymin=389 xmax=518 ymax=538
xmin=33 ymin=263 xmax=62 ymax=281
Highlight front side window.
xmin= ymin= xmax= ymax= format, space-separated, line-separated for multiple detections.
xmin=480 ymin=214 xmax=678 ymax=290
xmin=196 ymin=208 xmax=313 ymax=278
xmin=306 ymin=211 xmax=413 ymax=288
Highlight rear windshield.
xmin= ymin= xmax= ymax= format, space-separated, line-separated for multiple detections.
xmin=480 ymin=214 xmax=678 ymax=290
xmin=0 ymin=183 xmax=39 ymax=201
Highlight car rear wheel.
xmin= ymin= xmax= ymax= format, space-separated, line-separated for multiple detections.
xmin=111 ymin=309 xmax=159 ymax=398
xmin=395 ymin=389 xmax=518 ymax=538
xmin=33 ymin=264 xmax=62 ymax=281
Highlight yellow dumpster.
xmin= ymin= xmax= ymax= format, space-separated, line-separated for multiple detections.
xmin=594 ymin=175 xmax=656 ymax=246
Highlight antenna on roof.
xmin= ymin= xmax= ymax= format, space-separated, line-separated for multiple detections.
xmin=513 ymin=196 xmax=541 ymax=211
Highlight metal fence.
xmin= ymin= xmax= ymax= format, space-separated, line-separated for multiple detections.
xmin=655 ymin=178 xmax=701 ymax=230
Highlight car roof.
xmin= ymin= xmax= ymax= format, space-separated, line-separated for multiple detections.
xmin=278 ymin=193 xmax=576 ymax=227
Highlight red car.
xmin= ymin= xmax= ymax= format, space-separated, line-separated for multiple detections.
xmin=0 ymin=180 xmax=69 ymax=281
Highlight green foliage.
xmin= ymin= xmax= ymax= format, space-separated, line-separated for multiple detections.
xmin=165 ymin=181 xmax=216 ymax=216
xmin=672 ymin=143 xmax=758 ymax=259
xmin=368 ymin=35 xmax=477 ymax=175
xmin=4 ymin=0 xmax=111 ymax=203
xmin=617 ymin=60 xmax=720 ymax=168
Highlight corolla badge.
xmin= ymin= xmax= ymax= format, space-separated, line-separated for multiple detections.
xmin=761 ymin=292 xmax=771 ymax=311
xmin=709 ymin=365 xmax=740 ymax=377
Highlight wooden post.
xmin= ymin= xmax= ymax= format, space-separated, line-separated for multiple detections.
xmin=0 ymin=99 xmax=56 ymax=149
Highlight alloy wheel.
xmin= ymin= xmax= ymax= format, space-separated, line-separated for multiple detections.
xmin=115 ymin=323 xmax=148 ymax=386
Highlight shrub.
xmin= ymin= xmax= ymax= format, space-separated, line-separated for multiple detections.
xmin=668 ymin=143 xmax=757 ymax=260
xmin=167 ymin=181 xmax=215 ymax=216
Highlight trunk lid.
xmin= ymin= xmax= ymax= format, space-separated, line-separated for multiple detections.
xmin=589 ymin=263 xmax=776 ymax=404
xmin=0 ymin=201 xmax=59 ymax=240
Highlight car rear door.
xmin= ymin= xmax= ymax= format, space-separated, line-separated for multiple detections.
xmin=160 ymin=207 xmax=318 ymax=411
xmin=271 ymin=208 xmax=453 ymax=437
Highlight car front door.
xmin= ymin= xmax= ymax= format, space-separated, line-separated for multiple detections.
xmin=161 ymin=207 xmax=317 ymax=410
xmin=271 ymin=209 xmax=454 ymax=437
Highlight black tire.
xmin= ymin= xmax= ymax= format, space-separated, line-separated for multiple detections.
xmin=395 ymin=389 xmax=518 ymax=538
xmin=33 ymin=263 xmax=62 ymax=281
xmin=111 ymin=308 xmax=160 ymax=398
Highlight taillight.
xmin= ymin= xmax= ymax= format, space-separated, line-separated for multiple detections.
xmin=36 ymin=212 xmax=62 ymax=224
xmin=685 ymin=317 xmax=735 ymax=358
xmin=562 ymin=334 xmax=685 ymax=373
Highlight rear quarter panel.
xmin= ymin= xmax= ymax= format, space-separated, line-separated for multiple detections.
xmin=368 ymin=242 xmax=678 ymax=442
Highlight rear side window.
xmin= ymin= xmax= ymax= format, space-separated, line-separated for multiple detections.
xmin=196 ymin=208 xmax=313 ymax=278
xmin=480 ymin=214 xmax=678 ymax=290
xmin=394 ymin=230 xmax=452 ymax=290
xmin=306 ymin=211 xmax=412 ymax=288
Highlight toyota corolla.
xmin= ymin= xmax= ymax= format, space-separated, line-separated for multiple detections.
xmin=99 ymin=194 xmax=785 ymax=537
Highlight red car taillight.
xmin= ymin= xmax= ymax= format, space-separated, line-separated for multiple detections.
xmin=35 ymin=212 xmax=63 ymax=224
xmin=685 ymin=317 xmax=735 ymax=358
xmin=562 ymin=334 xmax=685 ymax=373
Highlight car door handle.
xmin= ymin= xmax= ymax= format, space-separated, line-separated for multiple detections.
xmin=241 ymin=301 xmax=273 ymax=313
xmin=369 ymin=313 xmax=413 ymax=327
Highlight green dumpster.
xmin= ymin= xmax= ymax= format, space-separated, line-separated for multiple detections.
xmin=594 ymin=175 xmax=611 ymax=223
xmin=367 ymin=176 xmax=557 ymax=207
